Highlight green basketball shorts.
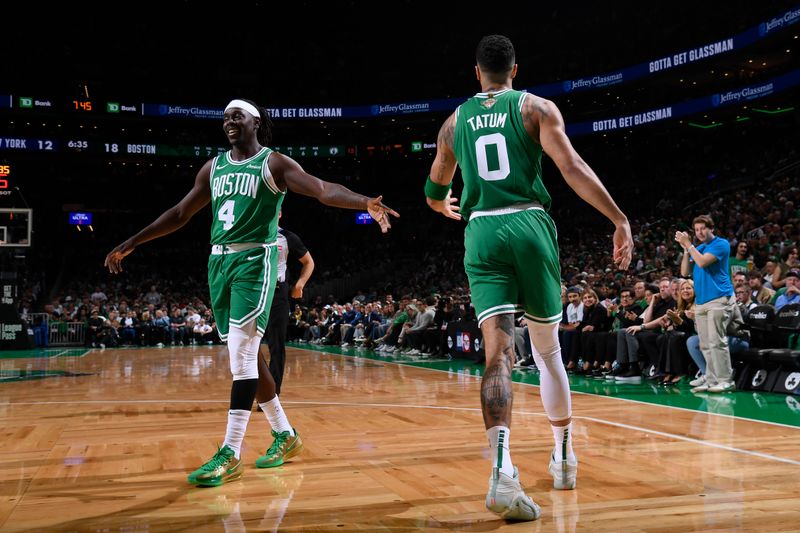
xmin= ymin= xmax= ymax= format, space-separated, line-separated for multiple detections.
xmin=464 ymin=208 xmax=562 ymax=327
xmin=207 ymin=243 xmax=278 ymax=341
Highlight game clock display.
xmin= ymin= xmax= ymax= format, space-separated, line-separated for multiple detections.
xmin=71 ymin=100 xmax=93 ymax=112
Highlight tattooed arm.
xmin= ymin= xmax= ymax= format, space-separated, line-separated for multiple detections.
xmin=426 ymin=112 xmax=461 ymax=220
xmin=524 ymin=94 xmax=633 ymax=270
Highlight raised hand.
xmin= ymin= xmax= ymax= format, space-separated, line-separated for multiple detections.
xmin=367 ymin=196 xmax=400 ymax=233
xmin=674 ymin=230 xmax=692 ymax=249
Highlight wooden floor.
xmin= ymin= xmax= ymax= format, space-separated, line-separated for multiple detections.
xmin=1 ymin=345 xmax=799 ymax=532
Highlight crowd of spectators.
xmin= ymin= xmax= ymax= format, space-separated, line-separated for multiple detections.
xmin=13 ymin=110 xmax=800 ymax=386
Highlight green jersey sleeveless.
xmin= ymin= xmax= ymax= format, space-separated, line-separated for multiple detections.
xmin=452 ymin=88 xmax=551 ymax=221
xmin=209 ymin=147 xmax=285 ymax=245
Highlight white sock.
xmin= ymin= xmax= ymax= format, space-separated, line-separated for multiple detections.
xmin=223 ymin=409 xmax=252 ymax=459
xmin=552 ymin=422 xmax=576 ymax=463
xmin=487 ymin=426 xmax=514 ymax=477
xmin=259 ymin=396 xmax=294 ymax=435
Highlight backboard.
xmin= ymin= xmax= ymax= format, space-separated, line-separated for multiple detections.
xmin=0 ymin=209 xmax=32 ymax=247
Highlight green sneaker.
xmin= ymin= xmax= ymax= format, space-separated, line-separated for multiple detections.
xmin=187 ymin=445 xmax=242 ymax=487
xmin=255 ymin=429 xmax=304 ymax=468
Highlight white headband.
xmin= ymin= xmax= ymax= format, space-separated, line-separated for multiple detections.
xmin=224 ymin=99 xmax=259 ymax=118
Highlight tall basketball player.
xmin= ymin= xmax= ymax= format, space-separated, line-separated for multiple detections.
xmin=105 ymin=99 xmax=398 ymax=487
xmin=425 ymin=36 xmax=632 ymax=520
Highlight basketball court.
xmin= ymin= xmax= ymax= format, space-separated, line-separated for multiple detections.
xmin=1 ymin=344 xmax=797 ymax=532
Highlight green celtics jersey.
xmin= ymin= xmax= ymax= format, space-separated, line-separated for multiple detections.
xmin=209 ymin=147 xmax=285 ymax=245
xmin=453 ymin=88 xmax=551 ymax=220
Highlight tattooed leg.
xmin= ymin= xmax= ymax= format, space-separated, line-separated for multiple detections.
xmin=480 ymin=314 xmax=517 ymax=429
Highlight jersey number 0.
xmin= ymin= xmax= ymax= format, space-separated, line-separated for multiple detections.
xmin=475 ymin=133 xmax=510 ymax=182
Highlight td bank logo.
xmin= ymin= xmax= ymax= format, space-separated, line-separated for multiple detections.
xmin=19 ymin=97 xmax=32 ymax=108
xmin=411 ymin=142 xmax=422 ymax=152
xmin=107 ymin=102 xmax=120 ymax=113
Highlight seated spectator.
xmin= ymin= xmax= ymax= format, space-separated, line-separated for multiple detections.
xmin=169 ymin=308 xmax=187 ymax=346
xmin=120 ymin=310 xmax=138 ymax=345
xmin=735 ymin=286 xmax=757 ymax=313
xmin=606 ymin=287 xmax=645 ymax=380
xmin=561 ymin=287 xmax=584 ymax=370
xmin=748 ymin=270 xmax=775 ymax=304
xmin=193 ymin=318 xmax=215 ymax=344
xmin=571 ymin=289 xmax=612 ymax=375
xmin=657 ymin=279 xmax=696 ymax=385
xmin=87 ymin=308 xmax=105 ymax=347
xmin=771 ymin=248 xmax=800 ymax=290
xmin=774 ymin=269 xmax=800 ymax=310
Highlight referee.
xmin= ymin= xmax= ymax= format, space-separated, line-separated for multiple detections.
xmin=259 ymin=215 xmax=314 ymax=395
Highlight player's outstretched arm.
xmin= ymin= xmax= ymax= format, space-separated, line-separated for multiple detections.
xmin=532 ymin=97 xmax=632 ymax=270
xmin=105 ymin=160 xmax=213 ymax=273
xmin=269 ymin=152 xmax=399 ymax=233
xmin=426 ymin=113 xmax=460 ymax=220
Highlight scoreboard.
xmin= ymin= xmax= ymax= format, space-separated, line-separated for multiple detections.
xmin=0 ymin=137 xmax=351 ymax=158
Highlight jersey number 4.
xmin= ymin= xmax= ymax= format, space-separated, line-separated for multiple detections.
xmin=476 ymin=133 xmax=510 ymax=181
xmin=218 ymin=199 xmax=235 ymax=230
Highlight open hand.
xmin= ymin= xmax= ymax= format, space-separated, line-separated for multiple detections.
xmin=367 ymin=196 xmax=400 ymax=233
xmin=674 ymin=231 xmax=692 ymax=249
xmin=429 ymin=191 xmax=461 ymax=221
xmin=104 ymin=240 xmax=136 ymax=274
xmin=613 ymin=222 xmax=633 ymax=270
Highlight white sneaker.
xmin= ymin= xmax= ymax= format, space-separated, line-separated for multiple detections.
xmin=485 ymin=467 xmax=540 ymax=521
xmin=548 ymin=452 xmax=578 ymax=490
xmin=691 ymin=383 xmax=709 ymax=393
xmin=689 ymin=375 xmax=706 ymax=387
xmin=707 ymin=381 xmax=735 ymax=393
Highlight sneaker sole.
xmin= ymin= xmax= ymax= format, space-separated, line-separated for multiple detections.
xmin=485 ymin=470 xmax=541 ymax=521
xmin=193 ymin=466 xmax=243 ymax=487
xmin=486 ymin=490 xmax=541 ymax=521
xmin=486 ymin=499 xmax=541 ymax=521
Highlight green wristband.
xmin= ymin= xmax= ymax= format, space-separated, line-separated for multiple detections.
xmin=424 ymin=175 xmax=452 ymax=201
